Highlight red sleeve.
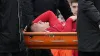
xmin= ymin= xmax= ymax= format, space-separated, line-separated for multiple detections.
xmin=72 ymin=22 xmax=76 ymax=32
xmin=61 ymin=18 xmax=73 ymax=32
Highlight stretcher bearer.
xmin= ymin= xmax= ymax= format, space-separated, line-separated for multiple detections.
xmin=0 ymin=0 xmax=28 ymax=56
xmin=77 ymin=0 xmax=100 ymax=56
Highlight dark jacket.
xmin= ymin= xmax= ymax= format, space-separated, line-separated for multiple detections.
xmin=22 ymin=0 xmax=73 ymax=28
xmin=33 ymin=0 xmax=72 ymax=19
xmin=22 ymin=0 xmax=34 ymax=28
xmin=77 ymin=0 xmax=100 ymax=52
xmin=0 ymin=0 xmax=26 ymax=52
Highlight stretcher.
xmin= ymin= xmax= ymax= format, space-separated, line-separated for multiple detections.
xmin=23 ymin=32 xmax=78 ymax=49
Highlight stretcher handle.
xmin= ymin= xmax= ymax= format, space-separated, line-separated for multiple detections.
xmin=29 ymin=40 xmax=44 ymax=42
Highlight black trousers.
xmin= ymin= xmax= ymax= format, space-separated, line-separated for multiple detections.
xmin=28 ymin=49 xmax=53 ymax=56
xmin=0 ymin=50 xmax=27 ymax=56
xmin=79 ymin=51 xmax=100 ymax=56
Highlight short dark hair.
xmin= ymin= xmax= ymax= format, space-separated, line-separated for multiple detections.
xmin=71 ymin=0 xmax=78 ymax=4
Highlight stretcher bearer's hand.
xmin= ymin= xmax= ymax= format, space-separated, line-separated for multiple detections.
xmin=99 ymin=25 xmax=100 ymax=29
xmin=23 ymin=26 xmax=27 ymax=32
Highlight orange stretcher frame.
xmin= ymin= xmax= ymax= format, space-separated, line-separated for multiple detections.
xmin=23 ymin=32 xmax=78 ymax=49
